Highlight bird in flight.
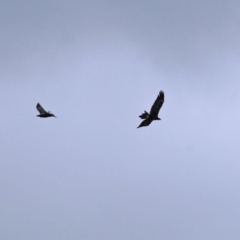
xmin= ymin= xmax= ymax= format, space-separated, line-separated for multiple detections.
xmin=137 ymin=90 xmax=164 ymax=128
xmin=36 ymin=103 xmax=56 ymax=118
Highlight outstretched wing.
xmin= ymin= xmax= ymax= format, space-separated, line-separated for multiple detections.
xmin=150 ymin=91 xmax=164 ymax=117
xmin=36 ymin=103 xmax=47 ymax=114
xmin=137 ymin=118 xmax=153 ymax=128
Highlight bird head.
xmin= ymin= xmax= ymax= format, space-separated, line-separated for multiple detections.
xmin=48 ymin=111 xmax=57 ymax=117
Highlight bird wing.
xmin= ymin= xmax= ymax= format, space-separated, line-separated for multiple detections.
xmin=137 ymin=118 xmax=153 ymax=128
xmin=36 ymin=103 xmax=47 ymax=114
xmin=150 ymin=91 xmax=164 ymax=117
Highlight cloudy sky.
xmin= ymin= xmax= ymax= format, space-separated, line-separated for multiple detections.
xmin=1 ymin=0 xmax=240 ymax=239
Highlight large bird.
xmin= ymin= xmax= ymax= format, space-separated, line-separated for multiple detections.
xmin=36 ymin=103 xmax=56 ymax=118
xmin=137 ymin=91 xmax=164 ymax=128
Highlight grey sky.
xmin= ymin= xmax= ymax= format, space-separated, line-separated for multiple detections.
xmin=1 ymin=1 xmax=240 ymax=239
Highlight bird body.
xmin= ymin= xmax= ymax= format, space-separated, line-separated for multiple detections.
xmin=137 ymin=91 xmax=164 ymax=128
xmin=36 ymin=103 xmax=56 ymax=118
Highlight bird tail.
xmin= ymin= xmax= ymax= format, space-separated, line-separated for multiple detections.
xmin=139 ymin=111 xmax=149 ymax=119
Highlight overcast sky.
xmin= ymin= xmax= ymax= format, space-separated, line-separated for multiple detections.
xmin=1 ymin=1 xmax=240 ymax=239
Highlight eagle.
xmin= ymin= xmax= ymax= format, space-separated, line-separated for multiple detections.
xmin=137 ymin=91 xmax=164 ymax=128
xmin=36 ymin=103 xmax=57 ymax=118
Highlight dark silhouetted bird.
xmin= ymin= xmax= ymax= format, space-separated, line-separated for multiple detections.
xmin=137 ymin=91 xmax=164 ymax=128
xmin=36 ymin=103 xmax=56 ymax=118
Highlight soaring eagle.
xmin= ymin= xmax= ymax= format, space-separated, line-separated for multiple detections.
xmin=137 ymin=91 xmax=164 ymax=128
xmin=36 ymin=103 xmax=56 ymax=118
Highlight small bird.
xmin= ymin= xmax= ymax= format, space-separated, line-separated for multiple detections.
xmin=36 ymin=103 xmax=56 ymax=118
xmin=137 ymin=90 xmax=164 ymax=128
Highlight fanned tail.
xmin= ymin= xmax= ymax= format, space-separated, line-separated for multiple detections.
xmin=139 ymin=111 xmax=149 ymax=119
